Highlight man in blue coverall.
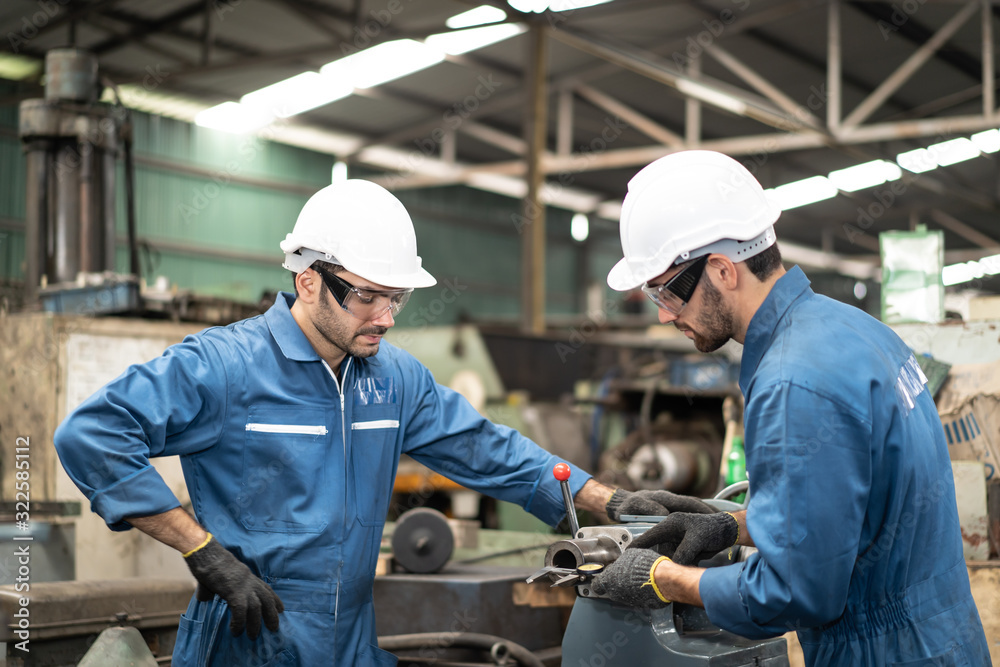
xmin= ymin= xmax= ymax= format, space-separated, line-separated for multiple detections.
xmin=54 ymin=179 xmax=698 ymax=666
xmin=591 ymin=150 xmax=991 ymax=666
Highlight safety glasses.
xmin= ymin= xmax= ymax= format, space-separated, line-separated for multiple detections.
xmin=314 ymin=267 xmax=413 ymax=321
xmin=640 ymin=254 xmax=708 ymax=315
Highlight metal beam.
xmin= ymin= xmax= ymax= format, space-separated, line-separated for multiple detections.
xmin=842 ymin=0 xmax=979 ymax=128
xmin=89 ymin=0 xmax=207 ymax=56
xmin=0 ymin=0 xmax=126 ymax=49
xmin=574 ymin=84 xmax=683 ymax=147
xmin=462 ymin=122 xmax=527 ymax=156
xmin=828 ymin=0 xmax=842 ymax=130
xmin=548 ymin=26 xmax=817 ymax=135
xmin=851 ymin=1 xmax=984 ymax=81
xmin=703 ymin=43 xmax=823 ymax=129
xmin=522 ymin=25 xmax=548 ymax=334
xmin=377 ymin=112 xmax=1000 ymax=189
xmin=80 ymin=14 xmax=197 ymax=66
xmin=929 ymin=209 xmax=1000 ymax=248
xmin=201 ymin=0 xmax=216 ymax=66
xmin=685 ymin=56 xmax=701 ymax=145
xmin=270 ymin=0 xmax=349 ymax=41
xmin=344 ymin=1 xmax=816 ymax=158
xmin=984 ymin=0 xmax=996 ymax=118
xmin=557 ymin=89 xmax=573 ymax=155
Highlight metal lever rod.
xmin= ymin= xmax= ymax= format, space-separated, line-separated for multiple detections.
xmin=553 ymin=463 xmax=581 ymax=537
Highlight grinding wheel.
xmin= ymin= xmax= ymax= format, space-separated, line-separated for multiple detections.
xmin=391 ymin=508 xmax=454 ymax=574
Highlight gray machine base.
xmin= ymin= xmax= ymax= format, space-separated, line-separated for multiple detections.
xmin=561 ymin=597 xmax=789 ymax=666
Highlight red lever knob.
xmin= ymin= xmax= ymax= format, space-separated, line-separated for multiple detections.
xmin=553 ymin=462 xmax=571 ymax=482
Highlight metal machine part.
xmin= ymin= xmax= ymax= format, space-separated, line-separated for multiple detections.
xmin=391 ymin=507 xmax=455 ymax=574
xmin=526 ymin=467 xmax=786 ymax=665
xmin=19 ymin=48 xmax=139 ymax=312
xmin=0 ymin=579 xmax=192 ymax=665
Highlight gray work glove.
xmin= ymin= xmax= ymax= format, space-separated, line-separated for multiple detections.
xmin=629 ymin=511 xmax=739 ymax=565
xmin=184 ymin=535 xmax=284 ymax=639
xmin=605 ymin=488 xmax=716 ymax=522
xmin=590 ymin=548 xmax=671 ymax=609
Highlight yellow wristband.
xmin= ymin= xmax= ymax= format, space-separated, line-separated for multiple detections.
xmin=183 ymin=533 xmax=213 ymax=559
xmin=647 ymin=555 xmax=672 ymax=604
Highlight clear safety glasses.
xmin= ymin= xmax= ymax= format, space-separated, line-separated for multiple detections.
xmin=640 ymin=254 xmax=708 ymax=316
xmin=315 ymin=267 xmax=413 ymax=321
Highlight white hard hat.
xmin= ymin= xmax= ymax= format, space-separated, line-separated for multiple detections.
xmin=280 ymin=180 xmax=436 ymax=289
xmin=607 ymin=150 xmax=781 ymax=292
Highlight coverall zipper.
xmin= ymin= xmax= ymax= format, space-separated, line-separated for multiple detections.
xmin=321 ymin=357 xmax=351 ymax=661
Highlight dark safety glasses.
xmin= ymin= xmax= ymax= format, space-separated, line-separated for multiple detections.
xmin=314 ymin=267 xmax=413 ymax=321
xmin=640 ymin=254 xmax=708 ymax=316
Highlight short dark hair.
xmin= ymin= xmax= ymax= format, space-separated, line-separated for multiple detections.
xmin=292 ymin=260 xmax=344 ymax=296
xmin=744 ymin=242 xmax=782 ymax=281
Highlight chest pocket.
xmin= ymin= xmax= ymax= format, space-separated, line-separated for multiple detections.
xmin=241 ymin=406 xmax=329 ymax=534
xmin=351 ymin=404 xmax=401 ymax=526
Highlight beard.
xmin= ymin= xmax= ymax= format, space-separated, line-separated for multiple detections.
xmin=688 ymin=277 xmax=734 ymax=353
xmin=313 ymin=295 xmax=388 ymax=359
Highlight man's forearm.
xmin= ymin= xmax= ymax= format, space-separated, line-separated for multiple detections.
xmin=574 ymin=478 xmax=616 ymax=515
xmin=127 ymin=507 xmax=208 ymax=554
xmin=654 ymin=559 xmax=705 ymax=606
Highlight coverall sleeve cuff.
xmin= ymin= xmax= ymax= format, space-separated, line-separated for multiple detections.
xmin=90 ymin=465 xmax=182 ymax=532
xmin=700 ymin=563 xmax=781 ymax=639
xmin=525 ymin=458 xmax=591 ymax=527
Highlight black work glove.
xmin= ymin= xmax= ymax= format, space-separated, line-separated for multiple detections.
xmin=629 ymin=512 xmax=739 ymax=565
xmin=590 ymin=548 xmax=671 ymax=609
xmin=605 ymin=488 xmax=716 ymax=522
xmin=184 ymin=534 xmax=285 ymax=639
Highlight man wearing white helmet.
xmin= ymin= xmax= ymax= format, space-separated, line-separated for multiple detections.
xmin=54 ymin=179 xmax=698 ymax=665
xmin=590 ymin=151 xmax=989 ymax=666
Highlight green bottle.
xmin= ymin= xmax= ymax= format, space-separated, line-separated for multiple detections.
xmin=726 ymin=435 xmax=747 ymax=504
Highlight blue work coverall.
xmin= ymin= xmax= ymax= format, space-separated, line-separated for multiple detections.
xmin=699 ymin=267 xmax=990 ymax=666
xmin=54 ymin=292 xmax=590 ymax=666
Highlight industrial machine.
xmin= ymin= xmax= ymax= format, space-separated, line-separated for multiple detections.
xmin=527 ymin=465 xmax=789 ymax=667
xmin=18 ymin=48 xmax=140 ymax=314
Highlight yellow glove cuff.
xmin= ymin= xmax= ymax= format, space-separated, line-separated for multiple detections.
xmin=725 ymin=511 xmax=739 ymax=546
xmin=183 ymin=533 xmax=213 ymax=559
xmin=647 ymin=555 xmax=672 ymax=604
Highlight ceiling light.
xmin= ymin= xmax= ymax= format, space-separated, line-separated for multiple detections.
xmin=942 ymin=261 xmax=985 ymax=286
xmin=446 ymin=5 xmax=507 ymax=28
xmin=321 ymin=40 xmax=444 ymax=89
xmin=928 ymin=137 xmax=979 ymax=167
xmin=981 ymin=253 xmax=1000 ymax=274
xmin=896 ymin=148 xmax=936 ymax=174
xmin=241 ymin=72 xmax=352 ymax=119
xmin=675 ymin=79 xmax=748 ymax=116
xmin=426 ymin=23 xmax=525 ymax=56
xmin=767 ymin=176 xmax=837 ymax=210
xmin=970 ymin=129 xmax=1000 ymax=154
xmin=507 ymin=0 xmax=549 ymax=11
xmin=549 ymin=0 xmax=614 ymax=10
xmin=194 ymin=102 xmax=272 ymax=134
xmin=827 ymin=159 xmax=901 ymax=192
xmin=0 ymin=53 xmax=41 ymax=80
xmin=571 ymin=213 xmax=590 ymax=242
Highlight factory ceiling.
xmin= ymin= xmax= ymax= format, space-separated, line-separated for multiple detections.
xmin=1 ymin=0 xmax=999 ymax=286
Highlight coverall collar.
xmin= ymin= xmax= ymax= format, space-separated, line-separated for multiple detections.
xmin=264 ymin=291 xmax=381 ymax=367
xmin=738 ymin=266 xmax=811 ymax=393
xmin=265 ymin=291 xmax=323 ymax=362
